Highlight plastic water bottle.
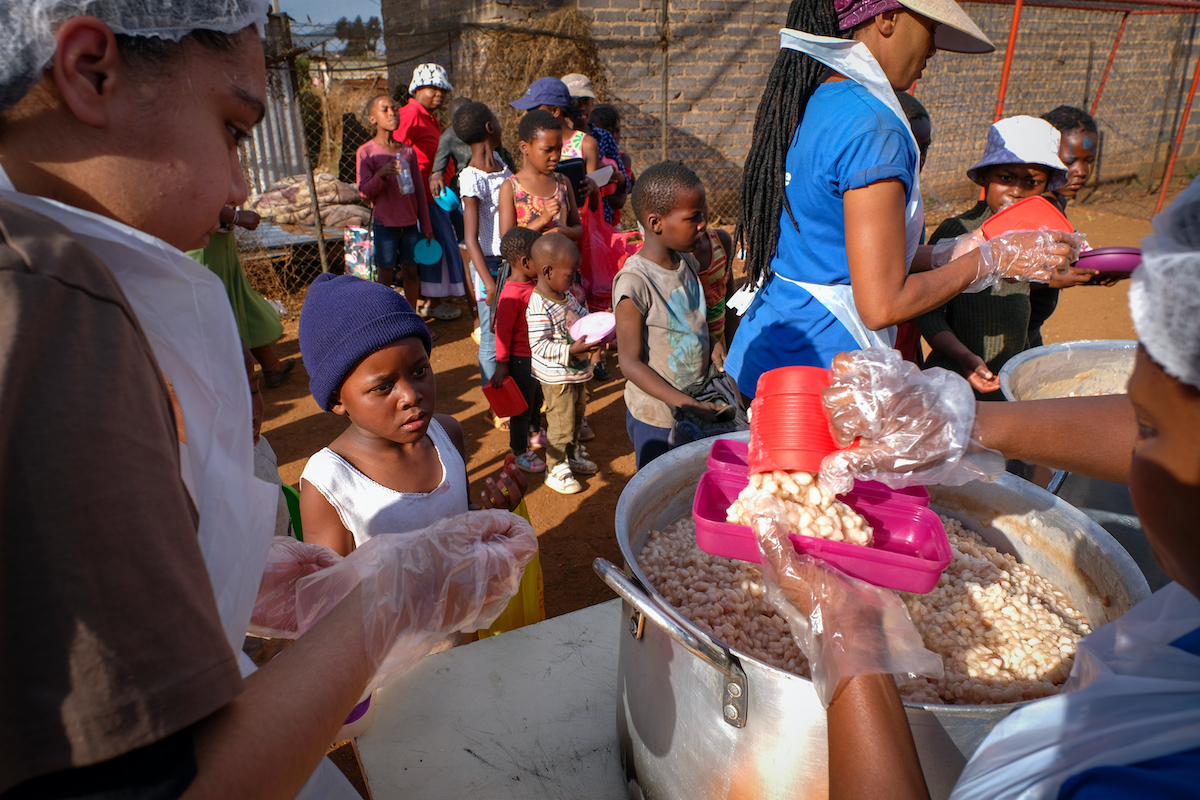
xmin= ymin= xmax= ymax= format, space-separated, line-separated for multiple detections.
xmin=395 ymin=154 xmax=415 ymax=195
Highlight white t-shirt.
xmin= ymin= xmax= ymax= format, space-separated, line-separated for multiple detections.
xmin=458 ymin=156 xmax=512 ymax=257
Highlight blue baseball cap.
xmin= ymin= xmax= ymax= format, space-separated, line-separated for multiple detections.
xmin=510 ymin=77 xmax=571 ymax=111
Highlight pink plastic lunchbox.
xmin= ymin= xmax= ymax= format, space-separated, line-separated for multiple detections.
xmin=705 ymin=439 xmax=930 ymax=506
xmin=692 ymin=469 xmax=951 ymax=594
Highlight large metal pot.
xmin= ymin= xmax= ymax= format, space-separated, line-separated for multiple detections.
xmin=598 ymin=432 xmax=1151 ymax=800
xmin=999 ymin=339 xmax=1137 ymax=402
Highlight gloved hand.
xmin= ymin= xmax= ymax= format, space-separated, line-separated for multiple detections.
xmin=753 ymin=516 xmax=943 ymax=708
xmin=932 ymin=228 xmax=1087 ymax=293
xmin=249 ymin=538 xmax=344 ymax=639
xmin=819 ymin=348 xmax=1004 ymax=495
xmin=294 ymin=509 xmax=538 ymax=696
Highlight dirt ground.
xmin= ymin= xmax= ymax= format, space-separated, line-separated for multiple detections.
xmin=260 ymin=204 xmax=1152 ymax=621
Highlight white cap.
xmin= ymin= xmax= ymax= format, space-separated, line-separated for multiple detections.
xmin=0 ymin=0 xmax=269 ymax=112
xmin=967 ymin=115 xmax=1070 ymax=192
xmin=898 ymin=0 xmax=994 ymax=54
xmin=1130 ymin=178 xmax=1200 ymax=390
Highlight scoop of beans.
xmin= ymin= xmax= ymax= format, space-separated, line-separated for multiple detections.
xmin=637 ymin=514 xmax=1090 ymax=705
xmin=726 ymin=470 xmax=873 ymax=546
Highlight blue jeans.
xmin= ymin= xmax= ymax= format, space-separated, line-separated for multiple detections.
xmin=371 ymin=222 xmax=419 ymax=276
xmin=626 ymin=410 xmax=673 ymax=470
xmin=476 ymin=256 xmax=503 ymax=385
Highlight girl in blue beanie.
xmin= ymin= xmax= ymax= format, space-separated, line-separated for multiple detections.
xmin=297 ymin=273 xmax=526 ymax=556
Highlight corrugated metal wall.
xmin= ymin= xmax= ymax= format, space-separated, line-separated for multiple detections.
xmin=240 ymin=16 xmax=308 ymax=197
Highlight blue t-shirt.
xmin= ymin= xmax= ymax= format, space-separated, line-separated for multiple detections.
xmin=725 ymin=80 xmax=916 ymax=399
xmin=1057 ymin=627 xmax=1200 ymax=799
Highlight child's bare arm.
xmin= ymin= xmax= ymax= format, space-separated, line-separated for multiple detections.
xmin=462 ymin=196 xmax=496 ymax=302
xmin=498 ymin=180 xmax=517 ymax=237
xmin=615 ymin=297 xmax=719 ymax=421
xmin=299 ymin=480 xmax=355 ymax=557
xmin=926 ymin=330 xmax=999 ymax=394
xmin=552 ymin=177 xmax=583 ymax=241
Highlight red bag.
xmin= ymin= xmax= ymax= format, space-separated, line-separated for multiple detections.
xmin=578 ymin=201 xmax=620 ymax=312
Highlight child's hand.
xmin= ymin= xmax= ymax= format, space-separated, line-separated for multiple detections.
xmin=1047 ymin=265 xmax=1097 ymax=289
xmin=379 ymin=159 xmax=399 ymax=177
xmin=959 ymin=353 xmax=1000 ymax=394
xmin=429 ymin=172 xmax=446 ymax=198
xmin=482 ymin=275 xmax=498 ymax=304
xmin=541 ymin=197 xmax=561 ymax=222
xmin=490 ymin=360 xmax=509 ymax=389
xmin=479 ymin=454 xmax=527 ymax=511
xmin=684 ymin=400 xmax=725 ymax=423
xmin=569 ymin=337 xmax=601 ymax=355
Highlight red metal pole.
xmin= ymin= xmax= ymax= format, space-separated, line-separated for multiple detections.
xmin=1156 ymin=39 xmax=1200 ymax=214
xmin=1091 ymin=12 xmax=1129 ymax=115
xmin=969 ymin=0 xmax=1189 ymax=17
xmin=994 ymin=0 xmax=1025 ymax=121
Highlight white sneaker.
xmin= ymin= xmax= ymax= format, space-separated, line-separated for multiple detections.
xmin=568 ymin=445 xmax=598 ymax=475
xmin=545 ymin=463 xmax=582 ymax=494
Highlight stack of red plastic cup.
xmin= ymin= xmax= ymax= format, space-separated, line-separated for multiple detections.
xmin=748 ymin=366 xmax=844 ymax=475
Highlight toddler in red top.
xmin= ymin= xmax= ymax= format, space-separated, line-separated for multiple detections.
xmin=492 ymin=227 xmax=546 ymax=473
xmin=356 ymin=94 xmax=431 ymax=307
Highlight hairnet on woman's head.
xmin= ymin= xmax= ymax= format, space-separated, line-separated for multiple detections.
xmin=1130 ymin=177 xmax=1200 ymax=390
xmin=0 ymin=0 xmax=269 ymax=113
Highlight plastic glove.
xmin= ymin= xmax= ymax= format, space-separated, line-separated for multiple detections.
xmin=753 ymin=516 xmax=943 ymax=708
xmin=932 ymin=228 xmax=1087 ymax=293
xmin=819 ymin=348 xmax=1005 ymax=495
xmin=294 ymin=510 xmax=538 ymax=697
xmin=249 ymin=538 xmax=344 ymax=639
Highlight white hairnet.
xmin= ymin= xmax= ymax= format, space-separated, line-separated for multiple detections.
xmin=0 ymin=0 xmax=269 ymax=112
xmin=1130 ymin=177 xmax=1200 ymax=390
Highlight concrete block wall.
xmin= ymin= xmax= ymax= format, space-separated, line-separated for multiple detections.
xmin=381 ymin=0 xmax=1200 ymax=225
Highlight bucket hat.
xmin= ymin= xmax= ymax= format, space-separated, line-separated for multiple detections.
xmin=409 ymin=63 xmax=452 ymax=93
xmin=967 ymin=115 xmax=1070 ymax=192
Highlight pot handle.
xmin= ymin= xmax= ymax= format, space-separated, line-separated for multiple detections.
xmin=594 ymin=558 xmax=749 ymax=727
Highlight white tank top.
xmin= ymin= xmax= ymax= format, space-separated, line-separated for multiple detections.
xmin=301 ymin=418 xmax=469 ymax=549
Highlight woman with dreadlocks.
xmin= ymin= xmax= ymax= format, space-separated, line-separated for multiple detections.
xmin=724 ymin=0 xmax=1083 ymax=399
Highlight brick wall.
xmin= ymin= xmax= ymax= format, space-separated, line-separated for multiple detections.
xmin=381 ymin=0 xmax=1200 ymax=224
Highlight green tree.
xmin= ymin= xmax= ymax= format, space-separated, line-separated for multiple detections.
xmin=333 ymin=15 xmax=382 ymax=56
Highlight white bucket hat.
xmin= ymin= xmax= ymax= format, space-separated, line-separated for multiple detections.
xmin=409 ymin=63 xmax=452 ymax=93
xmin=967 ymin=115 xmax=1070 ymax=192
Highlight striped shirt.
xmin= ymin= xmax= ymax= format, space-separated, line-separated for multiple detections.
xmin=526 ymin=290 xmax=592 ymax=384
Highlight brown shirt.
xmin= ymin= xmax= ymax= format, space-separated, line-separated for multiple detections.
xmin=0 ymin=199 xmax=243 ymax=790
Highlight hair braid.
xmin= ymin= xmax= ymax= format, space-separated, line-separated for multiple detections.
xmin=735 ymin=0 xmax=840 ymax=287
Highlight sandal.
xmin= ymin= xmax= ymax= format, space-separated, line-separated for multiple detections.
xmin=430 ymin=302 xmax=462 ymax=321
xmin=263 ymin=358 xmax=295 ymax=389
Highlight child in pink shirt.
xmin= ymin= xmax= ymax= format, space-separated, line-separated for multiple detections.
xmin=356 ymin=94 xmax=431 ymax=307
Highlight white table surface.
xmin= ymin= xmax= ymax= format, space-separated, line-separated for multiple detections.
xmin=357 ymin=599 xmax=627 ymax=799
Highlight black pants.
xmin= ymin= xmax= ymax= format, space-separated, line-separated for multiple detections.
xmin=507 ymin=356 xmax=543 ymax=455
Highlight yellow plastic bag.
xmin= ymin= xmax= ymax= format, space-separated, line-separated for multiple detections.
xmin=478 ymin=499 xmax=545 ymax=637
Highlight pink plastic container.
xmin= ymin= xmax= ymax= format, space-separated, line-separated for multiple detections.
xmin=482 ymin=376 xmax=529 ymax=418
xmin=570 ymin=311 xmax=617 ymax=345
xmin=692 ymin=470 xmax=951 ymax=593
xmin=706 ymin=440 xmax=930 ymax=506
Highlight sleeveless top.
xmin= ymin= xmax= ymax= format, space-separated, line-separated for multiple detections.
xmin=698 ymin=231 xmax=729 ymax=341
xmin=561 ymin=130 xmax=586 ymax=160
xmin=508 ymin=174 xmax=570 ymax=230
xmin=300 ymin=418 xmax=469 ymax=549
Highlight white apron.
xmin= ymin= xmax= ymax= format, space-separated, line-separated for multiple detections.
xmin=0 ymin=169 xmax=357 ymax=799
xmin=731 ymin=29 xmax=924 ymax=352
xmin=951 ymin=582 xmax=1200 ymax=799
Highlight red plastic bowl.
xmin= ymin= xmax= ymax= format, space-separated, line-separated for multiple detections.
xmin=979 ymin=196 xmax=1074 ymax=240
xmin=1077 ymin=246 xmax=1141 ymax=281
xmin=749 ymin=366 xmax=844 ymax=474
xmin=482 ymin=376 xmax=529 ymax=418
xmin=692 ymin=470 xmax=951 ymax=594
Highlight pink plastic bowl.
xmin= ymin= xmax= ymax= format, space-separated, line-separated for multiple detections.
xmin=570 ymin=312 xmax=616 ymax=344
xmin=692 ymin=469 xmax=951 ymax=593
xmin=1076 ymin=246 xmax=1141 ymax=280
xmin=705 ymin=440 xmax=930 ymax=506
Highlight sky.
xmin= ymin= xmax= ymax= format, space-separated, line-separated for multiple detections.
xmin=279 ymin=0 xmax=382 ymax=25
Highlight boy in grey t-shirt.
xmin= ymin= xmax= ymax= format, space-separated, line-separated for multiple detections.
xmin=613 ymin=162 xmax=725 ymax=469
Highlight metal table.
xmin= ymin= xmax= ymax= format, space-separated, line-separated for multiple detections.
xmin=357 ymin=600 xmax=627 ymax=799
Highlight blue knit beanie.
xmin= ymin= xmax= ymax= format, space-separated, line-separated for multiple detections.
xmin=299 ymin=274 xmax=433 ymax=411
